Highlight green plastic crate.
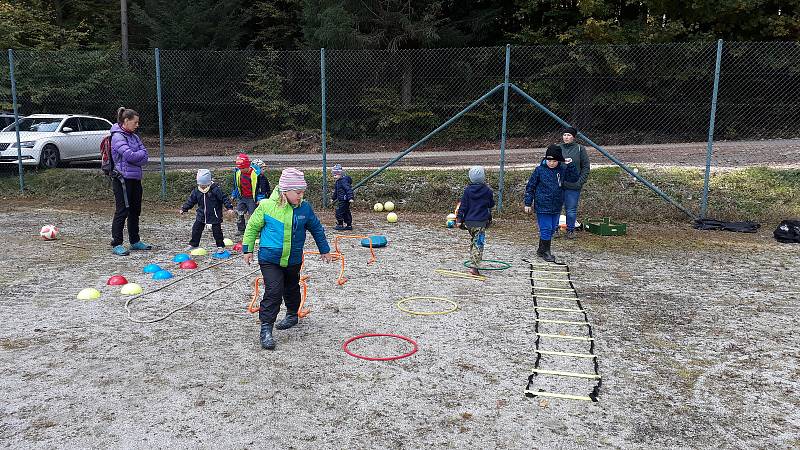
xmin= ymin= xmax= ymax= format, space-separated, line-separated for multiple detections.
xmin=583 ymin=217 xmax=627 ymax=236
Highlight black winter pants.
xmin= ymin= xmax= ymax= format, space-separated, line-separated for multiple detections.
xmin=258 ymin=262 xmax=302 ymax=324
xmin=189 ymin=220 xmax=224 ymax=247
xmin=335 ymin=201 xmax=352 ymax=226
xmin=111 ymin=177 xmax=143 ymax=246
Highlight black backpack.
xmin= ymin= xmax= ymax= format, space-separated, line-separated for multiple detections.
xmin=774 ymin=220 xmax=800 ymax=243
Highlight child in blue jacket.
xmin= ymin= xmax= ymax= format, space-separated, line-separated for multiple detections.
xmin=524 ymin=145 xmax=577 ymax=262
xmin=180 ymin=169 xmax=235 ymax=254
xmin=455 ymin=166 xmax=495 ymax=276
xmin=242 ymin=168 xmax=334 ymax=350
xmin=331 ymin=164 xmax=354 ymax=230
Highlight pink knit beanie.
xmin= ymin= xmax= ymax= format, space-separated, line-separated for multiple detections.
xmin=278 ymin=168 xmax=307 ymax=192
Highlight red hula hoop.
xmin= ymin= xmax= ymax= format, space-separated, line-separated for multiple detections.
xmin=342 ymin=333 xmax=418 ymax=361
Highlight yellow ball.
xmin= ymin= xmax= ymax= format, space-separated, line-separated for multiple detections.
xmin=384 ymin=201 xmax=395 ymax=212
xmin=77 ymin=288 xmax=101 ymax=300
xmin=223 ymin=238 xmax=234 ymax=247
xmin=373 ymin=202 xmax=384 ymax=212
xmin=190 ymin=248 xmax=208 ymax=256
xmin=387 ymin=212 xmax=398 ymax=223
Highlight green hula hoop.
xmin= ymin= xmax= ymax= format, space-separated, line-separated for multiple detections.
xmin=396 ymin=296 xmax=459 ymax=316
xmin=463 ymin=259 xmax=512 ymax=270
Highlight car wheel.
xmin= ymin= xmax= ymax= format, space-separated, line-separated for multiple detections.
xmin=39 ymin=144 xmax=60 ymax=169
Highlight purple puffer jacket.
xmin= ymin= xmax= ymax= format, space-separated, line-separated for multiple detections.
xmin=110 ymin=123 xmax=148 ymax=180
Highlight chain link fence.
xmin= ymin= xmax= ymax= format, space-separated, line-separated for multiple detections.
xmin=1 ymin=42 xmax=798 ymax=211
xmin=716 ymin=42 xmax=800 ymax=143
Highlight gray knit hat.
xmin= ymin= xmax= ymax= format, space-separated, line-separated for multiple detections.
xmin=196 ymin=169 xmax=212 ymax=185
xmin=468 ymin=166 xmax=485 ymax=183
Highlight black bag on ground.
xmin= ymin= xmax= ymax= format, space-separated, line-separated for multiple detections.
xmin=773 ymin=220 xmax=800 ymax=243
xmin=693 ymin=218 xmax=760 ymax=233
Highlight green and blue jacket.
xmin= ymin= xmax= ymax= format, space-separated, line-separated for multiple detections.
xmin=242 ymin=188 xmax=330 ymax=267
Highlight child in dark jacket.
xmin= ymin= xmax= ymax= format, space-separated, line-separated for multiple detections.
xmin=180 ymin=169 xmax=235 ymax=254
xmin=232 ymin=153 xmax=271 ymax=235
xmin=524 ymin=145 xmax=577 ymax=262
xmin=331 ymin=164 xmax=354 ymax=231
xmin=455 ymin=166 xmax=495 ymax=276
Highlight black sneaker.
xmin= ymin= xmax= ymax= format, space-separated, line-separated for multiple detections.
xmin=566 ymin=230 xmax=577 ymax=240
xmin=343 ymin=225 xmax=353 ymax=231
xmin=333 ymin=225 xmax=345 ymax=231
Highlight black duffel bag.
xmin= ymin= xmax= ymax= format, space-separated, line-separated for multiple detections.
xmin=774 ymin=220 xmax=800 ymax=243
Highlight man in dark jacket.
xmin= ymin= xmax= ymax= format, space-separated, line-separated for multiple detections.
xmin=558 ymin=126 xmax=591 ymax=239
xmin=456 ymin=166 xmax=495 ymax=276
xmin=180 ymin=169 xmax=235 ymax=254
xmin=331 ymin=164 xmax=354 ymax=230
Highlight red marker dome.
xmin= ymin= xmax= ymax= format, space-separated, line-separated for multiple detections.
xmin=179 ymin=260 xmax=198 ymax=269
xmin=107 ymin=275 xmax=128 ymax=286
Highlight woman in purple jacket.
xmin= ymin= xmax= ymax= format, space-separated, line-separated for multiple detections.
xmin=109 ymin=107 xmax=152 ymax=256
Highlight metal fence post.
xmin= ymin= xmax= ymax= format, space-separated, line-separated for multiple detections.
xmin=497 ymin=44 xmax=511 ymax=213
xmin=321 ymin=48 xmax=328 ymax=207
xmin=155 ymin=48 xmax=166 ymax=200
xmin=701 ymin=39 xmax=723 ymax=219
xmin=8 ymin=49 xmax=24 ymax=193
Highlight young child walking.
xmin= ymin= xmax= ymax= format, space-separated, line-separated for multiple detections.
xmin=455 ymin=166 xmax=495 ymax=276
xmin=524 ymin=144 xmax=577 ymax=262
xmin=232 ymin=153 xmax=271 ymax=236
xmin=331 ymin=164 xmax=354 ymax=230
xmin=242 ymin=168 xmax=334 ymax=350
xmin=180 ymin=169 xmax=235 ymax=254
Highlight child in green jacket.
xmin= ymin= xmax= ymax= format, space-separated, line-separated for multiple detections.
xmin=242 ymin=168 xmax=333 ymax=350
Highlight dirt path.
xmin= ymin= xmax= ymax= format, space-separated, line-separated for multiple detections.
xmin=1 ymin=203 xmax=798 ymax=447
xmin=55 ymin=138 xmax=800 ymax=172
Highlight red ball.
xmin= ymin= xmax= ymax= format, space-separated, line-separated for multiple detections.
xmin=233 ymin=242 xmax=243 ymax=252
xmin=179 ymin=260 xmax=198 ymax=270
xmin=107 ymin=275 xmax=128 ymax=286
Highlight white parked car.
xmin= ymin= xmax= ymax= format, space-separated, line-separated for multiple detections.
xmin=0 ymin=114 xmax=113 ymax=168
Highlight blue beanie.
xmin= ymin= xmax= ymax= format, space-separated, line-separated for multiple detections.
xmin=196 ymin=169 xmax=212 ymax=185
xmin=468 ymin=166 xmax=485 ymax=183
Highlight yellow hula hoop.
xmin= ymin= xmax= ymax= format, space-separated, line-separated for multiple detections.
xmin=396 ymin=296 xmax=459 ymax=316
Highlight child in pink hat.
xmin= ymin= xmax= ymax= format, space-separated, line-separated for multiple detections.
xmin=242 ymin=168 xmax=333 ymax=350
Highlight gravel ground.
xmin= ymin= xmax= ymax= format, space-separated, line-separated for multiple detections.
xmin=1 ymin=201 xmax=798 ymax=448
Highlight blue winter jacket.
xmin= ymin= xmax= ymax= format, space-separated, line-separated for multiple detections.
xmin=524 ymin=160 xmax=578 ymax=214
xmin=181 ymin=184 xmax=234 ymax=225
xmin=243 ymin=188 xmax=330 ymax=267
xmin=332 ymin=175 xmax=354 ymax=202
xmin=457 ymin=183 xmax=495 ymax=223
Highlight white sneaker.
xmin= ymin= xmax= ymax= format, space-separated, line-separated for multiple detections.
xmin=215 ymin=247 xmax=226 ymax=254
xmin=185 ymin=245 xmax=198 ymax=251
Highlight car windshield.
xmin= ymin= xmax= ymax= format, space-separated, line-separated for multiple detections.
xmin=1 ymin=117 xmax=62 ymax=132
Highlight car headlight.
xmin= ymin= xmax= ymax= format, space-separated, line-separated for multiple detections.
xmin=10 ymin=140 xmax=37 ymax=148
